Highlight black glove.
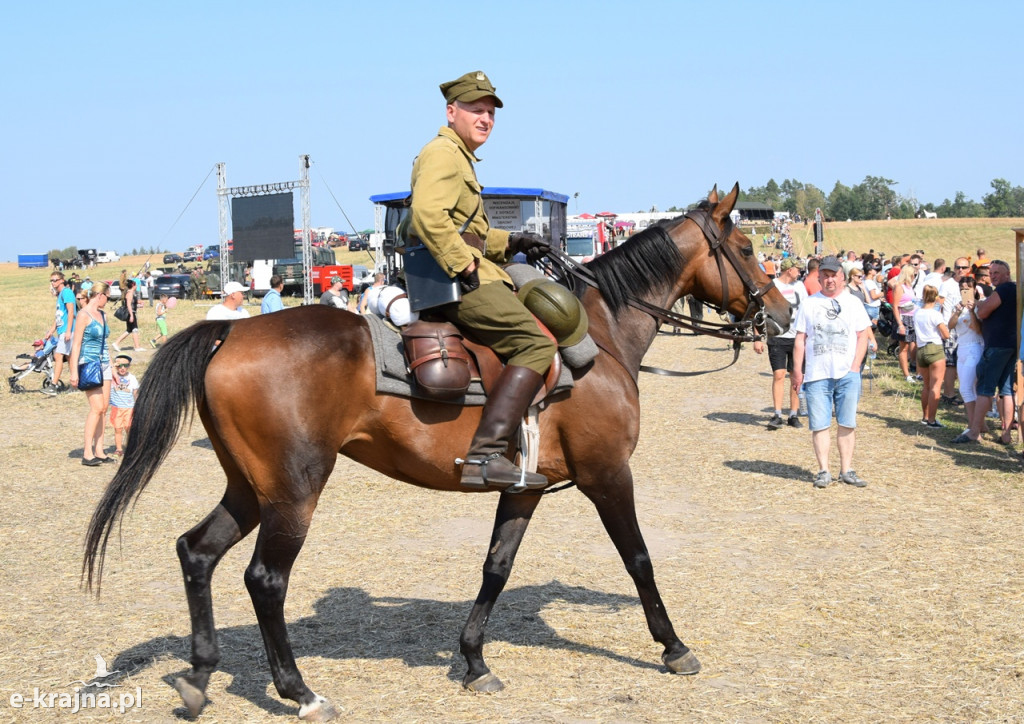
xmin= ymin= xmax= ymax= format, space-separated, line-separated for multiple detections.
xmin=459 ymin=267 xmax=480 ymax=294
xmin=508 ymin=232 xmax=551 ymax=262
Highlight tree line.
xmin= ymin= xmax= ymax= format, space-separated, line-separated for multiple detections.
xmin=47 ymin=245 xmax=169 ymax=259
xmin=733 ymin=177 xmax=1024 ymax=221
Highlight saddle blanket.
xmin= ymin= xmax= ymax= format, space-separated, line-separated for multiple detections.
xmin=364 ymin=314 xmax=574 ymax=406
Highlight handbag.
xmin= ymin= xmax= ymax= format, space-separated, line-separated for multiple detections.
xmin=76 ymin=312 xmax=108 ymax=391
xmin=77 ymin=361 xmax=103 ymax=390
xmin=114 ymin=301 xmax=130 ymax=322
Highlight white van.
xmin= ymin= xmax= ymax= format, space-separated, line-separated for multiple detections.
xmin=96 ymin=250 xmax=121 ymax=263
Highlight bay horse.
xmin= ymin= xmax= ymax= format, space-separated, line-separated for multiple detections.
xmin=83 ymin=184 xmax=791 ymax=721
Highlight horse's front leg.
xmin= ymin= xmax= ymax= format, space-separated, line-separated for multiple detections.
xmin=581 ymin=466 xmax=700 ymax=675
xmin=461 ymin=491 xmax=543 ymax=692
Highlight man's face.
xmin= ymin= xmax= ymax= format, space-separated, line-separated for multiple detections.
xmin=447 ymin=98 xmax=496 ymax=152
xmin=989 ymin=263 xmax=1010 ymax=286
xmin=818 ymin=269 xmax=845 ymax=297
xmin=953 ymin=257 xmax=970 ymax=280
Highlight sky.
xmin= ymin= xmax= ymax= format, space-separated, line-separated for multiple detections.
xmin=2 ymin=0 xmax=1022 ymax=262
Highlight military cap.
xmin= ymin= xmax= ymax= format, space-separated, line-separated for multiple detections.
xmin=780 ymin=257 xmax=803 ymax=272
xmin=440 ymin=70 xmax=503 ymax=108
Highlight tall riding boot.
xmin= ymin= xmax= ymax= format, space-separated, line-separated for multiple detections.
xmin=459 ymin=365 xmax=548 ymax=492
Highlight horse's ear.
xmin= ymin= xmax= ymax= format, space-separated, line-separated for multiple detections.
xmin=712 ymin=183 xmax=740 ymax=225
xmin=708 ymin=185 xmax=719 ymax=204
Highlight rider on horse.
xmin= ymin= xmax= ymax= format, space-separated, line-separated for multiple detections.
xmin=408 ymin=71 xmax=555 ymax=492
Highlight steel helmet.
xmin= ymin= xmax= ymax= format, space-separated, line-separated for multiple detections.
xmin=517 ymin=278 xmax=589 ymax=348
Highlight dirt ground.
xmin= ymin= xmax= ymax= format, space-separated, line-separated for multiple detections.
xmin=1 ymin=329 xmax=1023 ymax=723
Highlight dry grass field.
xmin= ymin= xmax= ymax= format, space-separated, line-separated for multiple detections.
xmin=2 ymin=220 xmax=1024 ymax=722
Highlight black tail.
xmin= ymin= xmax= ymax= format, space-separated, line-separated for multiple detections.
xmin=82 ymin=319 xmax=233 ymax=592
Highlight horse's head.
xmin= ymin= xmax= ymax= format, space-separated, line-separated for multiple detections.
xmin=678 ymin=184 xmax=791 ymax=338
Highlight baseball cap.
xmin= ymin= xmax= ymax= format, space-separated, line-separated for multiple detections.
xmin=329 ymin=276 xmax=343 ymax=285
xmin=780 ymin=258 xmax=803 ymax=272
xmin=819 ymin=255 xmax=842 ymax=273
xmin=222 ymin=281 xmax=246 ymax=296
xmin=440 ymin=70 xmax=503 ymax=107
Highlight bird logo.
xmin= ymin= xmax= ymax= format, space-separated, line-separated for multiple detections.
xmin=68 ymin=655 xmax=122 ymax=688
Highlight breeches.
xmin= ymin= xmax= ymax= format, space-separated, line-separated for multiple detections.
xmin=440 ymin=281 xmax=556 ymax=376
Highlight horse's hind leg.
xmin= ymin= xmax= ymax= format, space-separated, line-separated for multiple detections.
xmin=583 ymin=468 xmax=700 ymax=675
xmin=173 ymin=479 xmax=260 ymax=716
xmin=461 ymin=492 xmax=543 ymax=692
xmin=245 ymin=500 xmax=339 ymax=721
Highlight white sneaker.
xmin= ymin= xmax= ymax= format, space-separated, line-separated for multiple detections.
xmin=112 ymin=344 xmax=121 ymax=352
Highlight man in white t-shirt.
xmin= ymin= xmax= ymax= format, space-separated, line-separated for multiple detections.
xmin=791 ymin=256 xmax=871 ymax=489
xmin=939 ymin=257 xmax=971 ymax=403
xmin=753 ymin=257 xmax=808 ymax=429
xmin=840 ymin=250 xmax=862 ymax=278
xmin=206 ymin=281 xmax=251 ymax=320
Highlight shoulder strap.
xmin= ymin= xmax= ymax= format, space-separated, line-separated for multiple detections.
xmin=457 ymin=196 xmax=481 ymax=235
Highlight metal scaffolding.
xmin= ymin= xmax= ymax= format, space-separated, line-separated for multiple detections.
xmin=217 ymin=155 xmax=313 ymax=303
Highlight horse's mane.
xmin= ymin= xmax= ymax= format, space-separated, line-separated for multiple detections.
xmin=583 ymin=213 xmax=689 ymax=316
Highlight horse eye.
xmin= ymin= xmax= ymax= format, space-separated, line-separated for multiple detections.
xmin=741 ymin=245 xmax=754 ymax=257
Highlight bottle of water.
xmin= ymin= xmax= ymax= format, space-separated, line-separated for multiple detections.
xmin=798 ymin=388 xmax=807 ymax=416
xmin=868 ymin=342 xmax=877 ymax=360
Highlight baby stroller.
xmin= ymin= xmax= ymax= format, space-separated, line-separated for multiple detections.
xmin=9 ymin=337 xmax=57 ymax=393
xmin=876 ymin=303 xmax=900 ymax=357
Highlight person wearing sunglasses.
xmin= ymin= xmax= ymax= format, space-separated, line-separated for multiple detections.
xmin=791 ymin=256 xmax=872 ymax=489
xmin=43 ymin=271 xmax=77 ymax=393
xmin=108 ymin=354 xmax=139 ymax=457
xmin=68 ymin=282 xmax=115 ymax=466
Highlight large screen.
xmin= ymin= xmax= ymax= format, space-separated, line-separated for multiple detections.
xmin=231 ymin=192 xmax=295 ymax=260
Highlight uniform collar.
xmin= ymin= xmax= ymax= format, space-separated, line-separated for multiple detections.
xmin=438 ymin=126 xmax=482 ymax=163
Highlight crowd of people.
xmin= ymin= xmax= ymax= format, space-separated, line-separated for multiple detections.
xmin=44 ymin=263 xmax=400 ymax=468
xmin=41 ymin=271 xmax=173 ymax=465
xmin=749 ymin=246 xmax=1020 ymax=486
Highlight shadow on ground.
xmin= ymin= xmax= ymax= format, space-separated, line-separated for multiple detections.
xmin=104 ymin=581 xmax=660 ymax=719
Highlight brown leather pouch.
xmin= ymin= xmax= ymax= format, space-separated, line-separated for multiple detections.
xmin=401 ymin=321 xmax=473 ymax=400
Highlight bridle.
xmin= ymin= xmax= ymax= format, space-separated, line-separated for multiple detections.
xmin=684 ymin=208 xmax=776 ymax=338
xmin=544 ymin=208 xmax=776 ymax=377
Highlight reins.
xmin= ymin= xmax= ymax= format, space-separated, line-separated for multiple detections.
xmin=542 ymin=209 xmax=771 ymax=377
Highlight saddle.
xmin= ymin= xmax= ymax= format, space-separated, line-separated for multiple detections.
xmin=401 ymin=319 xmax=562 ymax=405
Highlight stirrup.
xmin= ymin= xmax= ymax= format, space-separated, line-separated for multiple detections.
xmin=455 ymin=453 xmax=546 ymax=493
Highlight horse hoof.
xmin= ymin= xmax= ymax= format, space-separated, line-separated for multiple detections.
xmin=663 ymin=649 xmax=701 ymax=675
xmin=172 ymin=676 xmax=206 ymax=717
xmin=463 ymin=672 xmax=505 ymax=693
xmin=298 ymin=694 xmax=340 ymax=721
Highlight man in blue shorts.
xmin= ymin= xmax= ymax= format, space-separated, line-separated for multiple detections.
xmin=951 ymin=259 xmax=1017 ymax=444
xmin=44 ymin=271 xmax=77 ymax=393
xmin=791 ymin=256 xmax=872 ymax=489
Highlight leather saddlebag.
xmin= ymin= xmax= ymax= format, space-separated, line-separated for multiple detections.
xmin=401 ymin=321 xmax=472 ymax=400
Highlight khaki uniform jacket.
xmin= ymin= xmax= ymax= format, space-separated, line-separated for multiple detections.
xmin=410 ymin=127 xmax=512 ymax=286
